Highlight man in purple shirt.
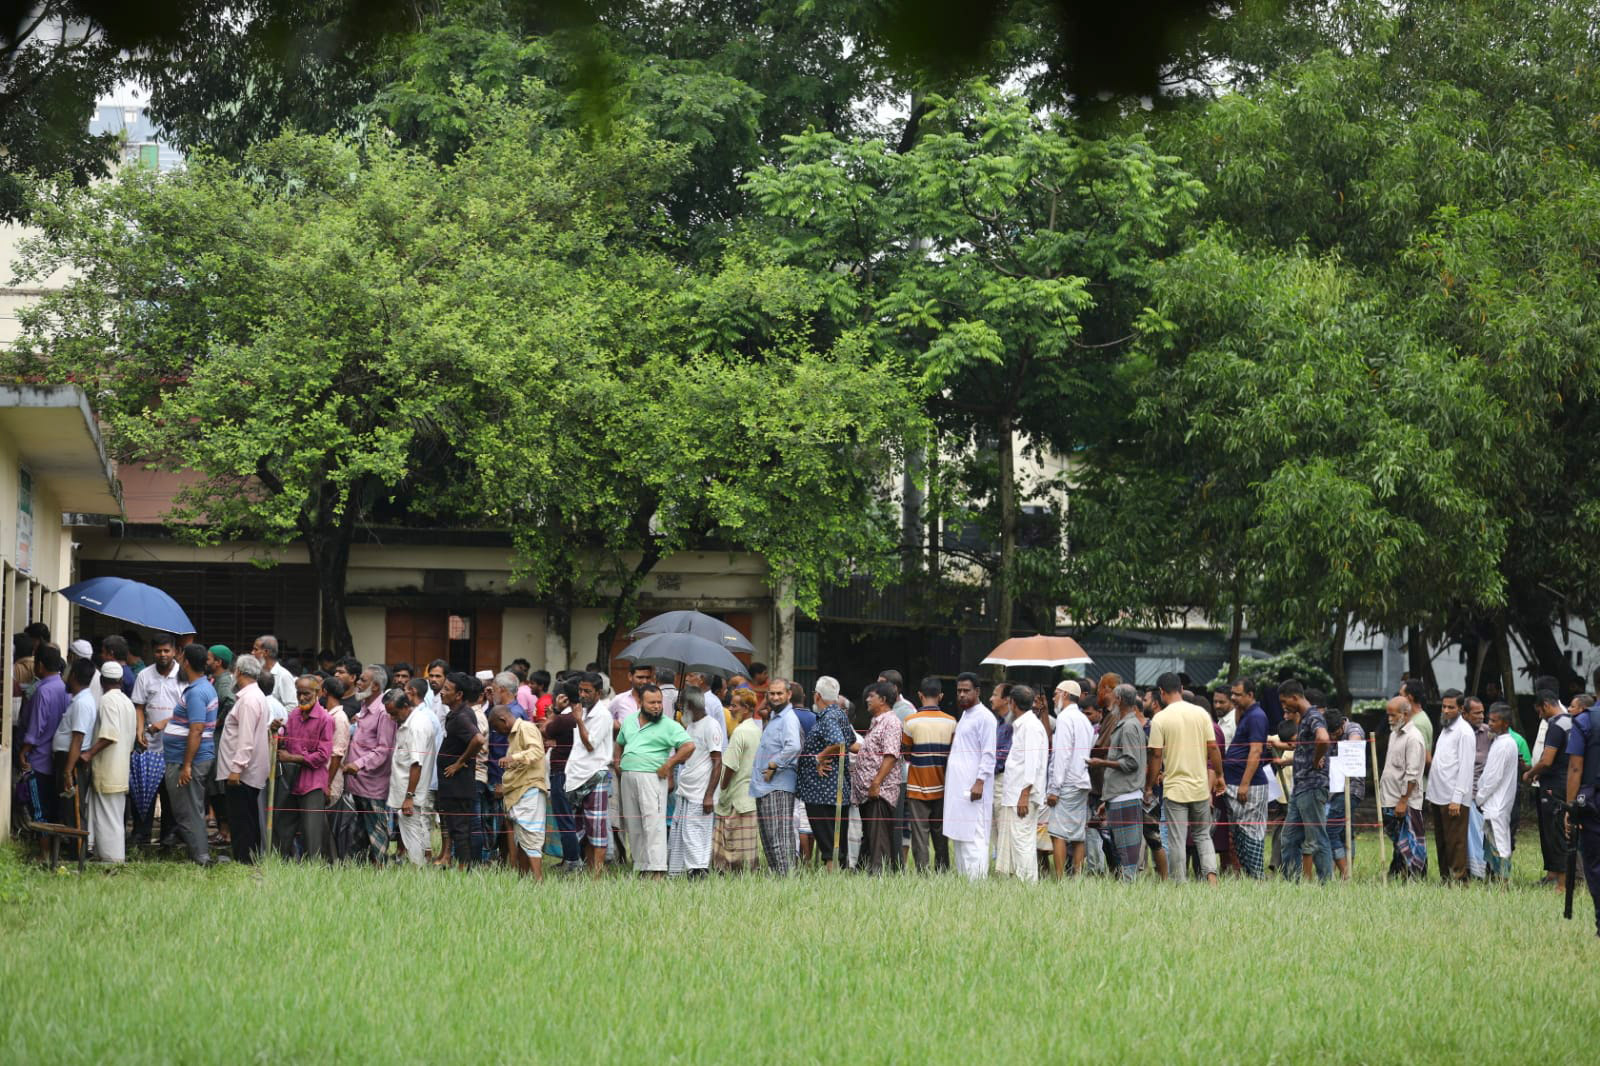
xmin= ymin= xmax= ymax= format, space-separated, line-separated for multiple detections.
xmin=273 ymin=675 xmax=335 ymax=860
xmin=340 ymin=664 xmax=395 ymax=864
xmin=18 ymin=645 xmax=69 ymax=822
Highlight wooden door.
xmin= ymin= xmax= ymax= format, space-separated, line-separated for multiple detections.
xmin=474 ymin=609 xmax=502 ymax=674
xmin=385 ymin=608 xmax=448 ymax=670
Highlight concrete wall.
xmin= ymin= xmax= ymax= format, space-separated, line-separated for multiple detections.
xmin=347 ymin=606 xmax=387 ymax=668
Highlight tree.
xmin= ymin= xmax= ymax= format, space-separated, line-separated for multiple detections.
xmin=0 ymin=4 xmax=123 ymax=222
xmin=7 ymin=95 xmax=687 ymax=652
xmin=744 ymin=84 xmax=1201 ymax=640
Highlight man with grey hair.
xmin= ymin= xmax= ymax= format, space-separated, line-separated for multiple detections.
xmin=798 ymin=675 xmax=855 ymax=870
xmin=341 ymin=663 xmax=395 ymax=863
xmin=217 ymin=654 xmax=271 ymax=863
xmin=486 ymin=671 xmax=527 ymax=861
xmin=251 ymin=635 xmax=297 ymax=725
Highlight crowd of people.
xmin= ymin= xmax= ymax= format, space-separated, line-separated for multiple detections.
xmin=9 ymin=621 xmax=1600 ymax=933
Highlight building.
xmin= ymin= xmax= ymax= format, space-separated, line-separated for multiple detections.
xmin=0 ymin=384 xmax=122 ymax=838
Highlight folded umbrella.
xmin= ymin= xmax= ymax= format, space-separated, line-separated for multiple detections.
xmin=630 ymin=610 xmax=755 ymax=654
xmin=58 ymin=576 xmax=197 ymax=635
xmin=616 ymin=632 xmax=747 ymax=679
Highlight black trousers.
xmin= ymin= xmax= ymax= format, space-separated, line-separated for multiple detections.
xmin=1537 ymin=790 xmax=1570 ymax=874
xmin=274 ymin=788 xmax=327 ymax=861
xmin=225 ymin=782 xmax=262 ymax=864
xmin=859 ymin=797 xmax=898 ymax=873
xmin=436 ymin=795 xmax=483 ymax=868
xmin=805 ymin=802 xmax=846 ymax=864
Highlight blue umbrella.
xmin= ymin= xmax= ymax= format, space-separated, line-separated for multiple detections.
xmin=630 ymin=610 xmax=755 ymax=654
xmin=58 ymin=576 xmax=196 ymax=635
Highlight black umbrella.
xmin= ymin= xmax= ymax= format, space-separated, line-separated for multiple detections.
xmin=616 ymin=632 xmax=747 ymax=679
xmin=630 ymin=610 xmax=755 ymax=654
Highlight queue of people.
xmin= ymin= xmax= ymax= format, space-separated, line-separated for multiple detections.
xmin=11 ymin=622 xmax=1600 ymax=936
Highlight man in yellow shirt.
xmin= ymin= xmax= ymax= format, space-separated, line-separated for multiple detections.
xmin=1147 ymin=672 xmax=1224 ymax=884
xmin=491 ymin=705 xmax=549 ymax=881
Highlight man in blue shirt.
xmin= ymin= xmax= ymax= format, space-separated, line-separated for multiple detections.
xmin=1225 ymin=676 xmax=1271 ymax=878
xmin=166 ymin=643 xmax=218 ymax=865
xmin=1564 ymin=696 xmax=1600 ymax=936
xmin=1278 ymin=680 xmax=1332 ymax=882
xmin=750 ymin=678 xmax=803 ymax=874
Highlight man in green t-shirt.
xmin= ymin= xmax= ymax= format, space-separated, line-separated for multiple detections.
xmin=613 ymin=685 xmax=695 ymax=878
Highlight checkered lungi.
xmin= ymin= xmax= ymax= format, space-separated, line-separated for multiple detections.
xmin=1106 ymin=796 xmax=1144 ymax=882
xmin=565 ymin=771 xmax=610 ymax=848
xmin=714 ymin=810 xmax=758 ymax=870
xmin=756 ymin=789 xmax=796 ymax=874
xmin=1385 ymin=805 xmax=1428 ymax=879
xmin=350 ymin=794 xmax=390 ymax=863
xmin=1227 ymin=783 xmax=1268 ymax=879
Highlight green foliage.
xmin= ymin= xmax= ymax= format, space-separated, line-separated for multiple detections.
xmin=9 ymin=93 xmax=914 ymax=642
xmin=1206 ymin=641 xmax=1335 ymax=694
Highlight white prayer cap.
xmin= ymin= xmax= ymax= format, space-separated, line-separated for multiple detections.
xmin=1056 ymin=679 xmax=1082 ymax=698
xmin=100 ymin=661 xmax=124 ymax=681
xmin=474 ymin=670 xmax=494 ymax=682
xmin=70 ymin=639 xmax=94 ymax=658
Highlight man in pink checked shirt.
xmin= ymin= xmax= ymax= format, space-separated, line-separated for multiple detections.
xmin=272 ymin=675 xmax=335 ymax=860
xmin=341 ymin=664 xmax=396 ymax=864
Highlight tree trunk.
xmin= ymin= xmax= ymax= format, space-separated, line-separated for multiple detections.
xmin=1514 ymin=616 xmax=1581 ymax=692
xmin=902 ymin=444 xmax=925 ymax=576
xmin=925 ymin=428 xmax=941 ymax=576
xmin=1227 ymin=593 xmax=1243 ymax=681
xmin=1329 ymin=612 xmax=1349 ymax=712
xmin=308 ymin=528 xmax=353 ymax=656
xmin=1406 ymin=626 xmax=1439 ymax=700
xmin=994 ymin=409 xmax=1017 ymax=648
xmin=1493 ymin=619 xmax=1517 ymax=708
xmin=1467 ymin=634 xmax=1490 ymax=701
xmin=595 ymin=542 xmax=665 ymax=670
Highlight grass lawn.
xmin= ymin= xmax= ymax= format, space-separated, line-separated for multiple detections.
xmin=0 ymin=835 xmax=1592 ymax=1064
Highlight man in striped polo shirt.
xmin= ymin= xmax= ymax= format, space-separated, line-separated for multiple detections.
xmin=901 ymin=676 xmax=957 ymax=873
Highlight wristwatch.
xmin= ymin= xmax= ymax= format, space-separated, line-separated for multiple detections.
xmin=405 ymin=791 xmax=415 ymax=799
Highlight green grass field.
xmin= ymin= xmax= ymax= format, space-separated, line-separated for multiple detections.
xmin=0 ymin=838 xmax=1592 ymax=1064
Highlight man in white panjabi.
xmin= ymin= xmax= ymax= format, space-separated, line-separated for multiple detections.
xmin=1001 ymin=684 xmax=1048 ymax=882
xmin=942 ymin=673 xmax=997 ymax=879
xmin=1476 ymin=703 xmax=1519 ymax=883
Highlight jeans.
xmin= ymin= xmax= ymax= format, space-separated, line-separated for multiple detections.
xmin=548 ymin=769 xmax=580 ymax=863
xmin=1280 ymin=786 xmax=1332 ymax=882
xmin=162 ymin=759 xmax=212 ymax=864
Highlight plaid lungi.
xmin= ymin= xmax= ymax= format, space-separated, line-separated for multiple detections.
xmin=714 ymin=811 xmax=758 ymax=871
xmin=1385 ymin=805 xmax=1428 ymax=879
xmin=1227 ymin=783 xmax=1269 ymax=879
xmin=565 ymin=771 xmax=610 ymax=848
xmin=756 ymin=789 xmax=796 ymax=875
xmin=1106 ymin=796 xmax=1144 ymax=881
xmin=351 ymin=794 xmax=390 ymax=863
